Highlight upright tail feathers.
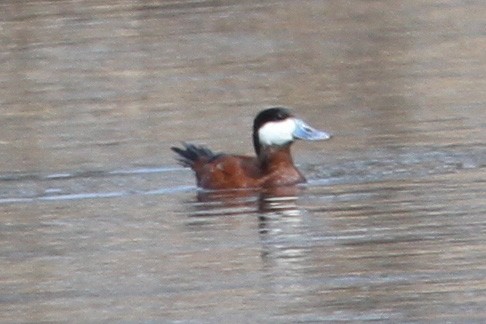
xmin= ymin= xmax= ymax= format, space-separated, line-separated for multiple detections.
xmin=171 ymin=143 xmax=220 ymax=168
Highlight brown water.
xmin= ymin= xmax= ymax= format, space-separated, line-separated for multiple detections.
xmin=1 ymin=1 xmax=485 ymax=322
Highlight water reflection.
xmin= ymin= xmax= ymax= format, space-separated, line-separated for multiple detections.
xmin=188 ymin=185 xmax=303 ymax=216
xmin=257 ymin=189 xmax=312 ymax=300
xmin=187 ymin=184 xmax=317 ymax=316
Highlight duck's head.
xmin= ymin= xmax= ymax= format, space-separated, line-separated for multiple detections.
xmin=252 ymin=107 xmax=331 ymax=156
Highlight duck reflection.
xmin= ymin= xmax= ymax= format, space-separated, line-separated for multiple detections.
xmin=192 ymin=185 xmax=310 ymax=263
xmin=187 ymin=185 xmax=313 ymax=302
xmin=194 ymin=185 xmax=303 ymax=216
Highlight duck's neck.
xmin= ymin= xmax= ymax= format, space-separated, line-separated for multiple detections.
xmin=258 ymin=144 xmax=295 ymax=172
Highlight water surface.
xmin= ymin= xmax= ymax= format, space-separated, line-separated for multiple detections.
xmin=0 ymin=0 xmax=485 ymax=322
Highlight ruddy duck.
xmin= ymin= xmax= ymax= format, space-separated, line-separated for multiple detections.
xmin=171 ymin=107 xmax=331 ymax=189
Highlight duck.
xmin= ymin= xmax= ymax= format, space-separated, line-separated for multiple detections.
xmin=171 ymin=107 xmax=331 ymax=190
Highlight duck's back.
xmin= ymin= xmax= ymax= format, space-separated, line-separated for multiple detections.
xmin=172 ymin=143 xmax=306 ymax=189
xmin=171 ymin=143 xmax=263 ymax=189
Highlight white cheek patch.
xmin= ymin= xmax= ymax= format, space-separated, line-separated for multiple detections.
xmin=258 ymin=118 xmax=296 ymax=146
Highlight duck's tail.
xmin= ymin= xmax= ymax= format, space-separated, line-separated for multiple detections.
xmin=171 ymin=142 xmax=220 ymax=168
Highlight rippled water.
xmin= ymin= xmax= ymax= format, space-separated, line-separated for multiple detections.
xmin=1 ymin=0 xmax=485 ymax=322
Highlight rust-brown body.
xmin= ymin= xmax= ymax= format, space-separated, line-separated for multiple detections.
xmin=191 ymin=145 xmax=305 ymax=190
